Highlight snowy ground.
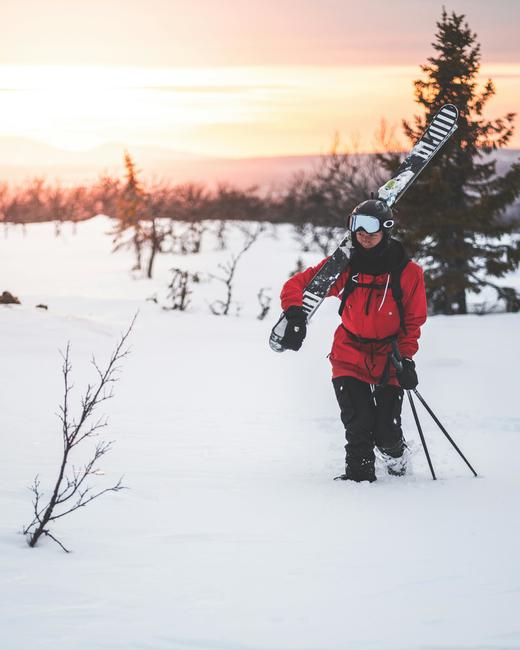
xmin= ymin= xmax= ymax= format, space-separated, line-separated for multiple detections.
xmin=1 ymin=218 xmax=520 ymax=650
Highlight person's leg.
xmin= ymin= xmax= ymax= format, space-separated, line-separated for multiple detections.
xmin=373 ymin=386 xmax=408 ymax=475
xmin=332 ymin=376 xmax=376 ymax=482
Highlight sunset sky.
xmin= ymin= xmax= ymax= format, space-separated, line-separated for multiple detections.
xmin=1 ymin=0 xmax=519 ymax=158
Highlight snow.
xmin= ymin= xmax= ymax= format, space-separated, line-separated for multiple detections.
xmin=1 ymin=217 xmax=520 ymax=649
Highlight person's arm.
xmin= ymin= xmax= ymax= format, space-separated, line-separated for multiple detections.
xmin=281 ymin=258 xmax=346 ymax=311
xmin=278 ymin=258 xmax=347 ymax=351
xmin=396 ymin=264 xmax=427 ymax=389
xmin=397 ymin=264 xmax=428 ymax=359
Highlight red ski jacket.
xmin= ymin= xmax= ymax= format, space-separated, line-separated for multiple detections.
xmin=281 ymin=256 xmax=427 ymax=386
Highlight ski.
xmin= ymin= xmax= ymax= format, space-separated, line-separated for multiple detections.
xmin=269 ymin=104 xmax=459 ymax=353
xmin=377 ymin=104 xmax=459 ymax=206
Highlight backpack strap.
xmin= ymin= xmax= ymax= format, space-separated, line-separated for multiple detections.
xmin=338 ymin=270 xmax=357 ymax=317
xmin=390 ymin=258 xmax=410 ymax=335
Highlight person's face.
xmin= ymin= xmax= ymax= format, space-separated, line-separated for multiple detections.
xmin=356 ymin=229 xmax=384 ymax=249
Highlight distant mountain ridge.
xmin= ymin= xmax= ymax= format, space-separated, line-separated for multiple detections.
xmin=0 ymin=137 xmax=518 ymax=190
xmin=0 ymin=137 xmax=208 ymax=167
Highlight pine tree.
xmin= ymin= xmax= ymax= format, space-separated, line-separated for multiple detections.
xmin=112 ymin=152 xmax=146 ymax=271
xmin=383 ymin=9 xmax=520 ymax=314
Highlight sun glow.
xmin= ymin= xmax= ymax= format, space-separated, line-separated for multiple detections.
xmin=1 ymin=64 xmax=519 ymax=158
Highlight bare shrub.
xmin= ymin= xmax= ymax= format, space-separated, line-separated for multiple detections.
xmin=257 ymin=288 xmax=272 ymax=320
xmin=142 ymin=185 xmax=177 ymax=278
xmin=166 ymin=268 xmax=200 ymax=311
xmin=293 ymin=224 xmax=344 ymax=257
xmin=209 ymin=183 xmax=269 ymax=223
xmin=89 ymin=174 xmax=123 ymax=217
xmin=173 ymin=184 xmax=210 ymax=254
xmin=214 ymin=220 xmax=228 ymax=250
xmin=280 ymin=135 xmax=386 ymax=254
xmin=22 ymin=318 xmax=135 ymax=552
xmin=210 ymin=225 xmax=263 ymax=316
xmin=179 ymin=222 xmax=205 ymax=255
xmin=290 ymin=258 xmax=305 ymax=278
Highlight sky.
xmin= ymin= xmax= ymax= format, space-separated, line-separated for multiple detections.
xmin=0 ymin=0 xmax=519 ymax=158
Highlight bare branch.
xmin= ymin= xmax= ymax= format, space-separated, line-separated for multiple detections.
xmin=23 ymin=315 xmax=136 ymax=551
xmin=43 ymin=530 xmax=71 ymax=554
xmin=257 ymin=288 xmax=272 ymax=320
xmin=50 ymin=478 xmax=126 ymax=521
xmin=165 ymin=268 xmax=199 ymax=311
xmin=210 ymin=224 xmax=263 ymax=316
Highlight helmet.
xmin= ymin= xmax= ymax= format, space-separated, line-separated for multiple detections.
xmin=349 ymin=199 xmax=394 ymax=235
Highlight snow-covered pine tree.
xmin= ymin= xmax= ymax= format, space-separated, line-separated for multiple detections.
xmin=381 ymin=9 xmax=520 ymax=314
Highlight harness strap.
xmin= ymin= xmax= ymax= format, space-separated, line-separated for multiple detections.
xmin=341 ymin=325 xmax=398 ymax=346
xmin=338 ymin=276 xmax=355 ymax=316
xmin=341 ymin=326 xmax=398 ymax=388
xmin=354 ymin=281 xmax=387 ymax=289
xmin=391 ymin=271 xmax=408 ymax=335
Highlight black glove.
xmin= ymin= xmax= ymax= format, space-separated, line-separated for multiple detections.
xmin=397 ymin=357 xmax=418 ymax=390
xmin=280 ymin=306 xmax=307 ymax=351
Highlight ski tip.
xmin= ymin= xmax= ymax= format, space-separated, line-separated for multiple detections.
xmin=438 ymin=104 xmax=459 ymax=120
xmin=269 ymin=312 xmax=288 ymax=353
xmin=269 ymin=337 xmax=286 ymax=353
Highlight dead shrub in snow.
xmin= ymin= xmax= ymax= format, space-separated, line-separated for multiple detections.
xmin=166 ymin=267 xmax=200 ymax=311
xmin=22 ymin=318 xmax=135 ymax=552
xmin=209 ymin=224 xmax=263 ymax=316
xmin=179 ymin=221 xmax=206 ymax=255
xmin=289 ymin=257 xmax=305 ymax=278
xmin=214 ymin=220 xmax=228 ymax=250
xmin=257 ymin=288 xmax=272 ymax=320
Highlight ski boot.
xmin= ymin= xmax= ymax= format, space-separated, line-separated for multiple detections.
xmin=334 ymin=458 xmax=376 ymax=483
xmin=377 ymin=441 xmax=410 ymax=477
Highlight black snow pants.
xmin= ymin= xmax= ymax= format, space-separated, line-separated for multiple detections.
xmin=332 ymin=376 xmax=405 ymax=471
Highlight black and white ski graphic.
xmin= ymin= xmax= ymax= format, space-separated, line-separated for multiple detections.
xmin=377 ymin=104 xmax=458 ymax=206
xmin=269 ymin=104 xmax=458 ymax=353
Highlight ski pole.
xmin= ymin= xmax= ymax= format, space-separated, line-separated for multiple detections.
xmin=389 ymin=338 xmax=477 ymax=478
xmin=412 ymin=389 xmax=478 ymax=477
xmin=406 ymin=390 xmax=436 ymax=480
xmin=389 ymin=341 xmax=435 ymax=479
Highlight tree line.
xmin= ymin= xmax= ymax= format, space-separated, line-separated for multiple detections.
xmin=2 ymin=9 xmax=520 ymax=315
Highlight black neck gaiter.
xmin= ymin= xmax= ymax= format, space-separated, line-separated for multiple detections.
xmin=350 ymin=236 xmax=408 ymax=276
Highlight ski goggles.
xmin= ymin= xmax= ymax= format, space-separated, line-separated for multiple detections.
xmin=349 ymin=213 xmax=382 ymax=234
xmin=349 ymin=214 xmax=394 ymax=234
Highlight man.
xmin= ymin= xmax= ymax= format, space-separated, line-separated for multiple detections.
xmin=279 ymin=199 xmax=427 ymax=482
